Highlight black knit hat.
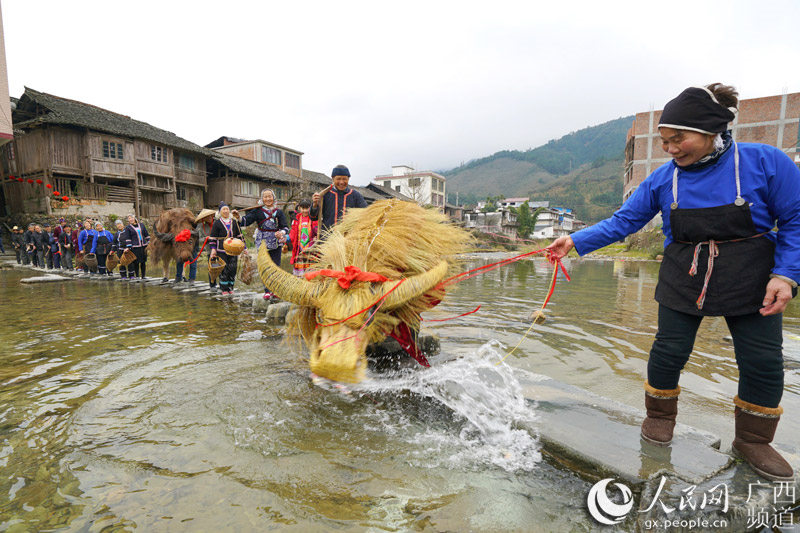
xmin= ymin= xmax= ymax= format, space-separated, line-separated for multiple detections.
xmin=658 ymin=87 xmax=736 ymax=134
xmin=331 ymin=164 xmax=351 ymax=178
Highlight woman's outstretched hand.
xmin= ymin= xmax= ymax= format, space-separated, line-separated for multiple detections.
xmin=761 ymin=277 xmax=793 ymax=316
xmin=546 ymin=236 xmax=575 ymax=260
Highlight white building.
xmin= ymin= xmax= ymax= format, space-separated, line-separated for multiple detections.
xmin=374 ymin=165 xmax=446 ymax=207
xmin=500 ymin=197 xmax=529 ymax=209
xmin=530 ymin=207 xmax=576 ymax=239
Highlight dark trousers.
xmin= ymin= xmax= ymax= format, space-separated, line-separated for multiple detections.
xmin=52 ymin=253 xmax=61 ymax=270
xmin=129 ymin=247 xmax=147 ymax=278
xmin=97 ymin=253 xmax=108 ymax=275
xmin=218 ymin=252 xmax=238 ymax=291
xmin=175 ymin=259 xmax=197 ymax=282
xmin=35 ymin=250 xmax=44 ymax=267
xmin=62 ymin=249 xmax=73 ymax=270
xmin=648 ymin=304 xmax=784 ymax=408
xmin=15 ymin=248 xmax=22 ymax=264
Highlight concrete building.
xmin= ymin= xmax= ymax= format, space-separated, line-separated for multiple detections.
xmin=623 ymin=91 xmax=800 ymax=201
xmin=374 ymin=165 xmax=446 ymax=207
xmin=531 ymin=207 xmax=576 ymax=239
xmin=206 ymin=136 xmax=303 ymax=179
xmin=499 ymin=197 xmax=529 ymax=209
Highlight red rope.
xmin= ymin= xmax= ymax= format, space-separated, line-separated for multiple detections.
xmin=184 ymin=236 xmax=210 ymax=265
xmin=316 ymin=279 xmax=406 ymax=328
xmin=424 ymin=305 xmax=481 ymax=322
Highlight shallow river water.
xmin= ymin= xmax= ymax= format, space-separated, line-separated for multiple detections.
xmin=1 ymin=256 xmax=799 ymax=532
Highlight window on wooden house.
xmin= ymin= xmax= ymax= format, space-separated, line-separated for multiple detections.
xmin=285 ymin=153 xmax=300 ymax=170
xmin=178 ymin=154 xmax=194 ymax=170
xmin=176 ymin=186 xmax=186 ymax=201
xmin=262 ymin=146 xmax=281 ymax=165
xmin=102 ymin=141 xmax=123 ymax=159
xmin=150 ymin=145 xmax=168 ymax=163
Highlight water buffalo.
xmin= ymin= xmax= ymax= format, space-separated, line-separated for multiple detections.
xmin=257 ymin=199 xmax=471 ymax=383
xmin=147 ymin=208 xmax=199 ymax=281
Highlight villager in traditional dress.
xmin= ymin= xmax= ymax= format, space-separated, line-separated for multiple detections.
xmin=236 ymin=189 xmax=288 ymax=299
xmin=70 ymin=223 xmax=80 ymax=269
xmin=289 ymin=199 xmax=317 ymax=277
xmin=59 ymin=225 xmax=74 ymax=270
xmin=91 ymin=221 xmax=115 ymax=276
xmin=310 ymin=164 xmax=367 ymax=234
xmin=11 ymin=226 xmax=24 ymax=264
xmin=123 ymin=214 xmax=150 ymax=281
xmin=78 ymin=220 xmax=96 ymax=273
xmin=548 ymin=84 xmax=800 ymax=482
xmin=210 ymin=202 xmax=243 ymax=295
xmin=112 ymin=219 xmax=129 ymax=280
xmin=42 ymin=224 xmax=55 ymax=269
xmin=31 ymin=224 xmax=46 ymax=269
xmin=189 ymin=208 xmax=216 ymax=289
xmin=22 ymin=223 xmax=34 ymax=265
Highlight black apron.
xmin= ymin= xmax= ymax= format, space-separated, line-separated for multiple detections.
xmin=95 ymin=235 xmax=113 ymax=255
xmin=654 ymin=143 xmax=775 ymax=316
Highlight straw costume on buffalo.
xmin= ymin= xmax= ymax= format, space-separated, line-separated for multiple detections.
xmin=257 ymin=199 xmax=471 ymax=383
xmin=147 ymin=208 xmax=200 ymax=282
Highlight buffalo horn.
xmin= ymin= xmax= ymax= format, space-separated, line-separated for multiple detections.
xmin=257 ymin=242 xmax=320 ymax=307
xmin=154 ymin=230 xmax=174 ymax=243
xmin=380 ymin=261 xmax=449 ymax=310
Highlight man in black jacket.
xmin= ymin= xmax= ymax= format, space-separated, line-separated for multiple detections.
xmin=23 ymin=223 xmax=36 ymax=266
xmin=310 ymin=164 xmax=367 ymax=234
xmin=11 ymin=226 xmax=24 ymax=264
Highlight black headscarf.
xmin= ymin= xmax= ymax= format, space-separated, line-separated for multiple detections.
xmin=658 ymin=87 xmax=736 ymax=134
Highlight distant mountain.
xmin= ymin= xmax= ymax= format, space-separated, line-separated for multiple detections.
xmin=443 ymin=115 xmax=633 ymax=222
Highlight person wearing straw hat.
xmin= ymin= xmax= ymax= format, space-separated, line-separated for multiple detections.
xmin=209 ymin=202 xmax=244 ymax=295
xmin=310 ymin=164 xmax=367 ymax=235
xmin=191 ymin=208 xmax=217 ymax=289
xmin=548 ymin=83 xmax=800 ymax=482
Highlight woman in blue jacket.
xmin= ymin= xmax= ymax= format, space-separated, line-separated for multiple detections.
xmin=548 ymin=84 xmax=800 ymax=481
xmin=91 ymin=221 xmax=115 ymax=276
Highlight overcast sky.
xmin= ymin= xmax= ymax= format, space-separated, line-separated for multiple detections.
xmin=4 ymin=0 xmax=800 ymax=186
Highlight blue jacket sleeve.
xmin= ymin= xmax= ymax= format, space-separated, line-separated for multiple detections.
xmin=90 ymin=232 xmax=98 ymax=254
xmin=78 ymin=231 xmax=86 ymax=252
xmin=570 ymin=177 xmax=661 ymax=256
xmin=767 ymin=150 xmax=800 ymax=283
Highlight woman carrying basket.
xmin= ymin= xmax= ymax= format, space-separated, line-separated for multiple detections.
xmin=234 ymin=188 xmax=288 ymax=300
xmin=210 ymin=202 xmax=244 ymax=296
xmin=548 ymin=83 xmax=800 ymax=481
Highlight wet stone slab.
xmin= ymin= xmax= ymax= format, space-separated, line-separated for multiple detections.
xmin=518 ymin=374 xmax=730 ymax=486
xmin=20 ymin=274 xmax=75 ymax=284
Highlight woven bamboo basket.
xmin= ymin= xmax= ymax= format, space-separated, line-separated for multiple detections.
xmin=106 ymin=252 xmax=119 ymax=271
xmin=75 ymin=252 xmax=85 ymax=268
xmin=84 ymin=253 xmax=98 ymax=269
xmin=119 ymin=248 xmax=136 ymax=267
xmin=208 ymin=256 xmax=226 ymax=283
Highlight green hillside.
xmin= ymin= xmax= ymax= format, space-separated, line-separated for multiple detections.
xmin=444 ymin=115 xmax=633 ymax=221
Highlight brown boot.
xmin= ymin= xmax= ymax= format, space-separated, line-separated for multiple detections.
xmin=732 ymin=396 xmax=794 ymax=482
xmin=641 ymin=382 xmax=680 ymax=446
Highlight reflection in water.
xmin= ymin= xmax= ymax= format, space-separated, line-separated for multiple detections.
xmin=0 ymin=256 xmax=798 ymax=530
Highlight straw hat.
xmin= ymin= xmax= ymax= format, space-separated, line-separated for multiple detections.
xmin=195 ymin=208 xmax=216 ymax=224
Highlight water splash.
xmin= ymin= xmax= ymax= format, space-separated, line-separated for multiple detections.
xmin=351 ymin=340 xmax=542 ymax=472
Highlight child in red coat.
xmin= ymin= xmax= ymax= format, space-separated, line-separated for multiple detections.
xmin=289 ymin=199 xmax=317 ymax=277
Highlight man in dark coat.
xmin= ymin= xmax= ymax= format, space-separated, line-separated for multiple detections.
xmin=310 ymin=164 xmax=367 ymax=234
